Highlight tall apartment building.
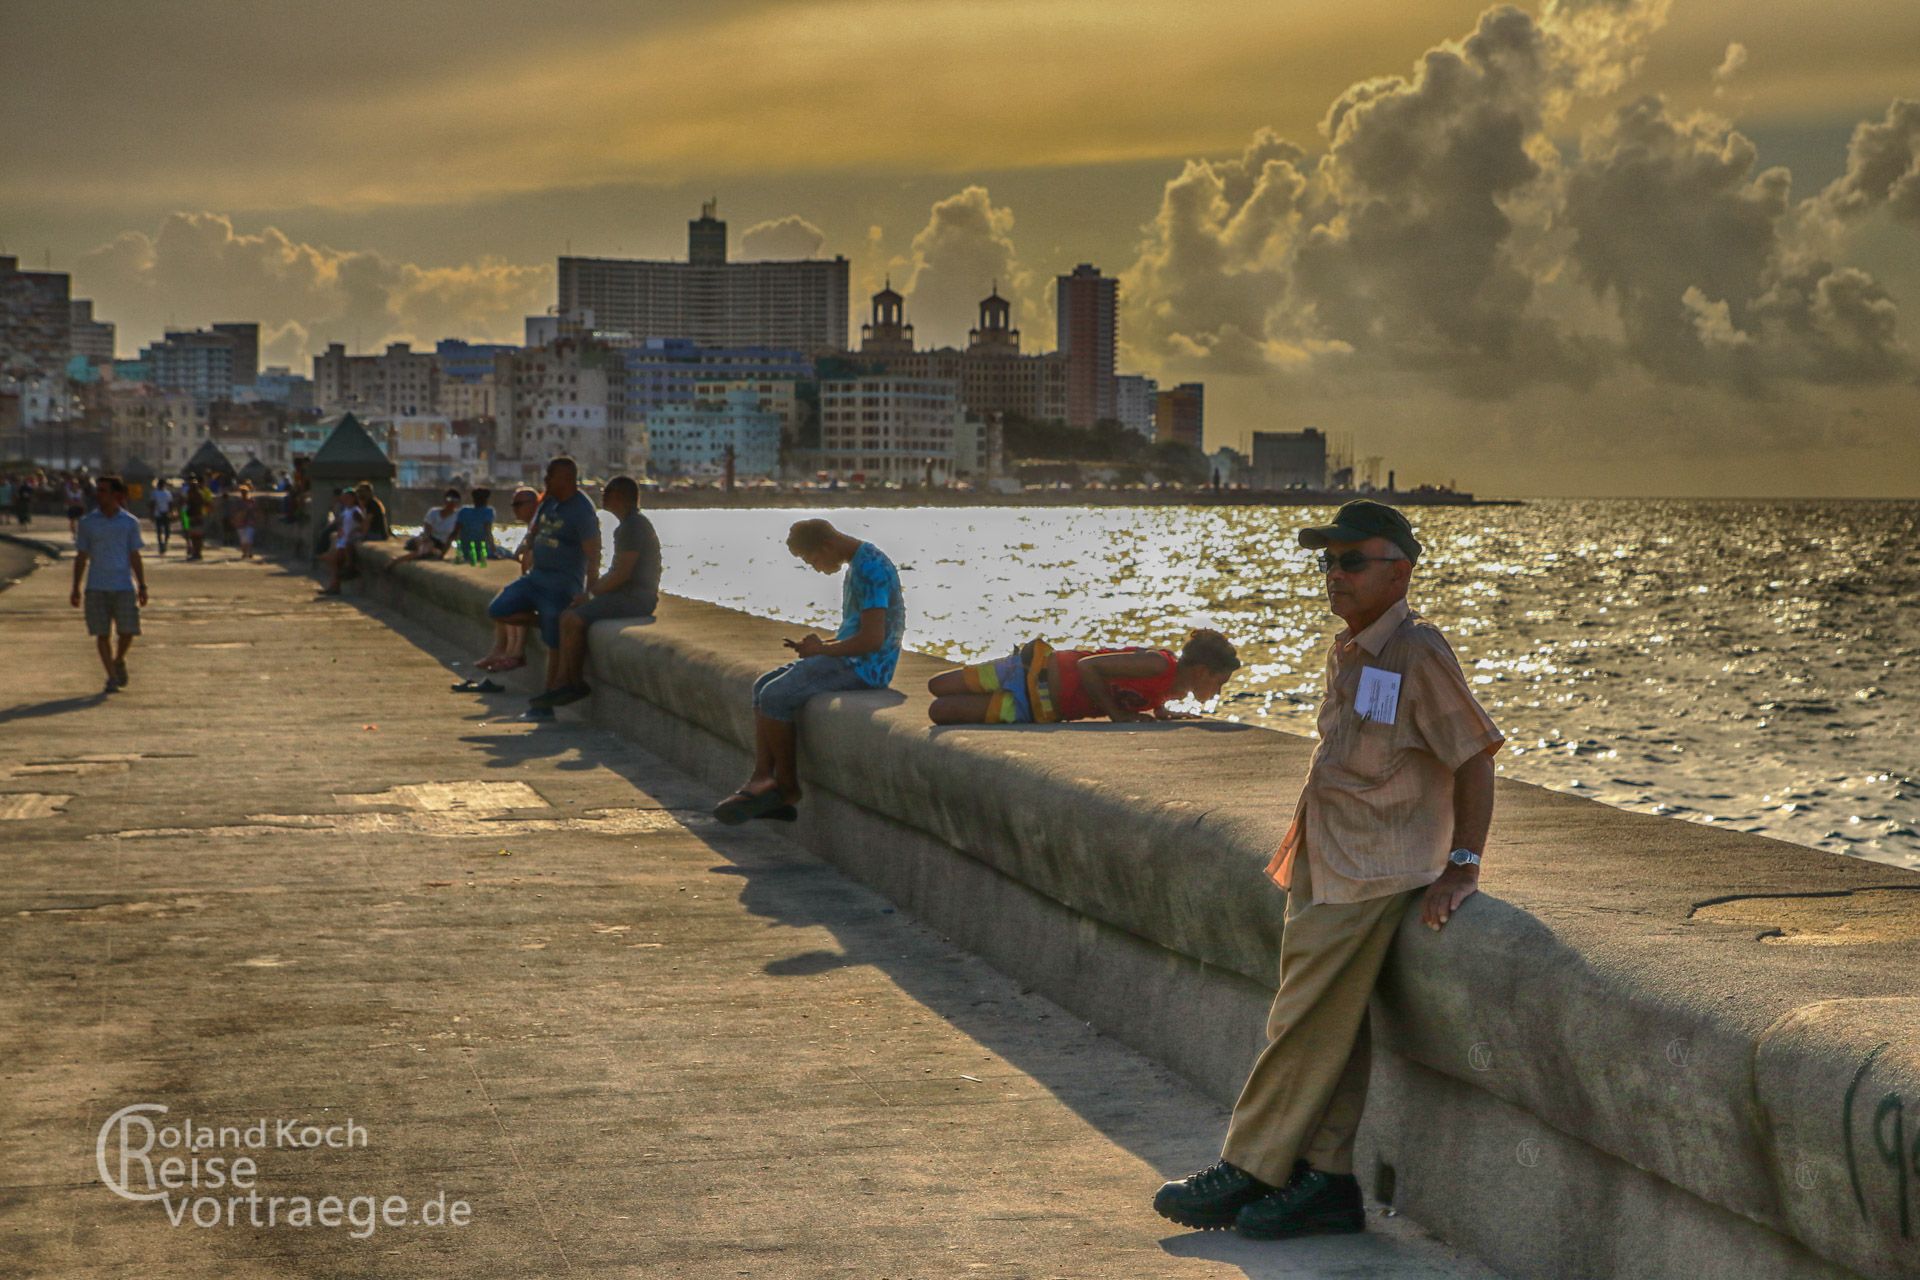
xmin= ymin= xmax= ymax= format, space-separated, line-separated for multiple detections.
xmin=558 ymin=204 xmax=850 ymax=353
xmin=1 ymin=255 xmax=74 ymax=381
xmin=70 ymin=300 xmax=116 ymax=366
xmin=142 ymin=331 xmax=230 ymax=405
xmin=1154 ymin=382 xmax=1205 ymax=449
xmin=856 ymin=288 xmax=1066 ymax=424
xmin=818 ymin=374 xmax=982 ymax=485
xmin=1251 ymin=427 xmax=1327 ymax=489
xmin=140 ymin=323 xmax=260 ymax=405
xmin=1056 ymin=264 xmax=1116 ymax=429
xmin=313 ymin=342 xmax=439 ymax=417
xmin=1114 ymin=374 xmax=1158 ymax=438
xmin=212 ymin=322 xmax=259 ymax=386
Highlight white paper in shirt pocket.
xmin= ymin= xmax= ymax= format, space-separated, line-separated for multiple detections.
xmin=1356 ymin=666 xmax=1402 ymax=725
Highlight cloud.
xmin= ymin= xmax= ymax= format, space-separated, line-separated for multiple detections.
xmin=74 ymin=212 xmax=550 ymax=365
xmin=1821 ymin=98 xmax=1920 ymax=225
xmin=1711 ymin=41 xmax=1747 ymax=98
xmin=895 ymin=187 xmax=1032 ymax=349
xmin=738 ymin=214 xmax=827 ymax=260
xmin=1124 ymin=3 xmax=1622 ymax=395
xmin=1537 ymin=0 xmax=1672 ymax=100
xmin=1119 ymin=1 xmax=1912 ymax=403
xmin=1563 ymin=95 xmax=1907 ymax=387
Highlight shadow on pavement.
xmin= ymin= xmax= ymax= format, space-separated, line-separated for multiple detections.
xmin=306 ymin=570 xmax=1436 ymax=1278
xmin=0 ymin=692 xmax=109 ymax=724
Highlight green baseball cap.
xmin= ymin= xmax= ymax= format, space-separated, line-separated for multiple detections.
xmin=1297 ymin=499 xmax=1422 ymax=565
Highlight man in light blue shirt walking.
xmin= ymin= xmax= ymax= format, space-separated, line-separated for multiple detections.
xmin=71 ymin=475 xmax=150 ymax=692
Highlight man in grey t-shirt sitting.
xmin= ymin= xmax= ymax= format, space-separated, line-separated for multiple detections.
xmin=533 ymin=474 xmax=661 ymax=709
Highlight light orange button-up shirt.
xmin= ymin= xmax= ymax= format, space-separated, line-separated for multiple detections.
xmin=1265 ymin=598 xmax=1504 ymax=905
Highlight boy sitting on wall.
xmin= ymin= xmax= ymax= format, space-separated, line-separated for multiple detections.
xmin=713 ymin=519 xmax=906 ymax=824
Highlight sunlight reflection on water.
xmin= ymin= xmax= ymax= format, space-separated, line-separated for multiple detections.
xmin=504 ymin=498 xmax=1920 ymax=870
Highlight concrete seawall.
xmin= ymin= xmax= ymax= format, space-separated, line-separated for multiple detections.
xmin=288 ymin=530 xmax=1920 ymax=1280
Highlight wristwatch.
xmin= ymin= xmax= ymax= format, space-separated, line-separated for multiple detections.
xmin=1448 ymin=848 xmax=1482 ymax=868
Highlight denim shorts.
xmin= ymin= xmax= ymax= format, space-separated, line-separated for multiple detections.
xmin=488 ymin=574 xmax=575 ymax=647
xmin=752 ymin=655 xmax=869 ymax=722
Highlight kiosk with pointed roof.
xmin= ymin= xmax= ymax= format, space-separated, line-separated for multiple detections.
xmin=306 ymin=413 xmax=395 ymax=562
xmin=185 ymin=440 xmax=237 ymax=483
xmin=118 ymin=455 xmax=157 ymax=499
xmin=238 ymin=456 xmax=275 ymax=488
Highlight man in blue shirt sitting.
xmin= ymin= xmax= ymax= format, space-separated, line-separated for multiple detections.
xmin=484 ymin=456 xmax=601 ymax=717
xmin=70 ymin=474 xmax=150 ymax=692
xmin=714 ymin=519 xmax=905 ymax=824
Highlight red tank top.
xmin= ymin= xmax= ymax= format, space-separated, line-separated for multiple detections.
xmin=1051 ymin=649 xmax=1179 ymax=721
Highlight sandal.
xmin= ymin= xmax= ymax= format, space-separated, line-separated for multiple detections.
xmin=713 ymin=789 xmax=790 ymax=825
xmin=755 ymin=804 xmax=799 ymax=823
xmin=451 ymin=678 xmax=506 ymax=693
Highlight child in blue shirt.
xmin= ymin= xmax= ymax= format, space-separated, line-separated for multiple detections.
xmin=714 ymin=519 xmax=905 ymax=824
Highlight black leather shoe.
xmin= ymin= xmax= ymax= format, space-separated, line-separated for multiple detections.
xmin=1153 ymin=1160 xmax=1290 ymax=1230
xmin=1233 ymin=1165 xmax=1366 ymax=1239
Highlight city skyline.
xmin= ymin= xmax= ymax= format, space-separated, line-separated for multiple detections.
xmin=5 ymin=0 xmax=1919 ymax=496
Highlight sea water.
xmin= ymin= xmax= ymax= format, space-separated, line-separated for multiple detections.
xmin=466 ymin=499 xmax=1918 ymax=869
xmin=638 ymin=499 xmax=1920 ymax=870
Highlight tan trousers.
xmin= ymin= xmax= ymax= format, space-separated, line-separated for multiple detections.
xmin=1220 ymin=850 xmax=1417 ymax=1186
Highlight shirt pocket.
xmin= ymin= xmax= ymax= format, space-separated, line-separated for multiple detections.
xmin=1342 ymin=715 xmax=1401 ymax=784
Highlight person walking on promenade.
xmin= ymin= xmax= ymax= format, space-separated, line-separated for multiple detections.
xmin=531 ymin=475 xmax=661 ymax=710
xmin=713 ymin=519 xmax=905 ymax=824
xmin=182 ymin=474 xmax=211 ymax=560
xmin=64 ymin=476 xmax=87 ymax=533
xmin=484 ymin=458 xmax=600 ymax=717
xmin=927 ymin=629 xmax=1240 ymax=724
xmin=70 ymin=475 xmax=149 ymax=692
xmin=231 ymin=485 xmax=258 ymax=560
xmin=149 ymin=480 xmax=174 ymax=555
xmin=1153 ymin=500 xmax=1503 ymax=1241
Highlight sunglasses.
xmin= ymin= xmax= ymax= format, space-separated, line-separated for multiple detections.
xmin=1317 ymin=550 xmax=1404 ymax=574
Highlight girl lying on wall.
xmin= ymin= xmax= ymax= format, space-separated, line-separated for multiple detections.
xmin=927 ymin=629 xmax=1240 ymax=725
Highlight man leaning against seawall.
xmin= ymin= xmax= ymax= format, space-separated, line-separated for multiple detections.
xmin=1155 ymin=499 xmax=1504 ymax=1241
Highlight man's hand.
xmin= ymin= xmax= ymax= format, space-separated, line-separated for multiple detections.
xmin=785 ymin=634 xmax=827 ymax=658
xmin=136 ymin=584 xmax=148 ymax=606
xmin=569 ymin=592 xmax=589 ymax=609
xmin=1421 ymin=864 xmax=1479 ymax=930
xmin=70 ymin=588 xmax=81 ymax=608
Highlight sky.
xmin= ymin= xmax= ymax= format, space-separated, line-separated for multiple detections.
xmin=4 ymin=0 xmax=1917 ymax=496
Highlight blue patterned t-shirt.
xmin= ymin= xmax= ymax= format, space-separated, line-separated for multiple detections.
xmin=837 ymin=542 xmax=905 ymax=688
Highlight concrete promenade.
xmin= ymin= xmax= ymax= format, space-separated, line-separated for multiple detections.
xmin=0 ymin=531 xmax=1495 ymax=1278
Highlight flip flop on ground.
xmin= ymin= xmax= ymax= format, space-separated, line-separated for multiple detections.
xmin=713 ymin=789 xmax=792 ymax=825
